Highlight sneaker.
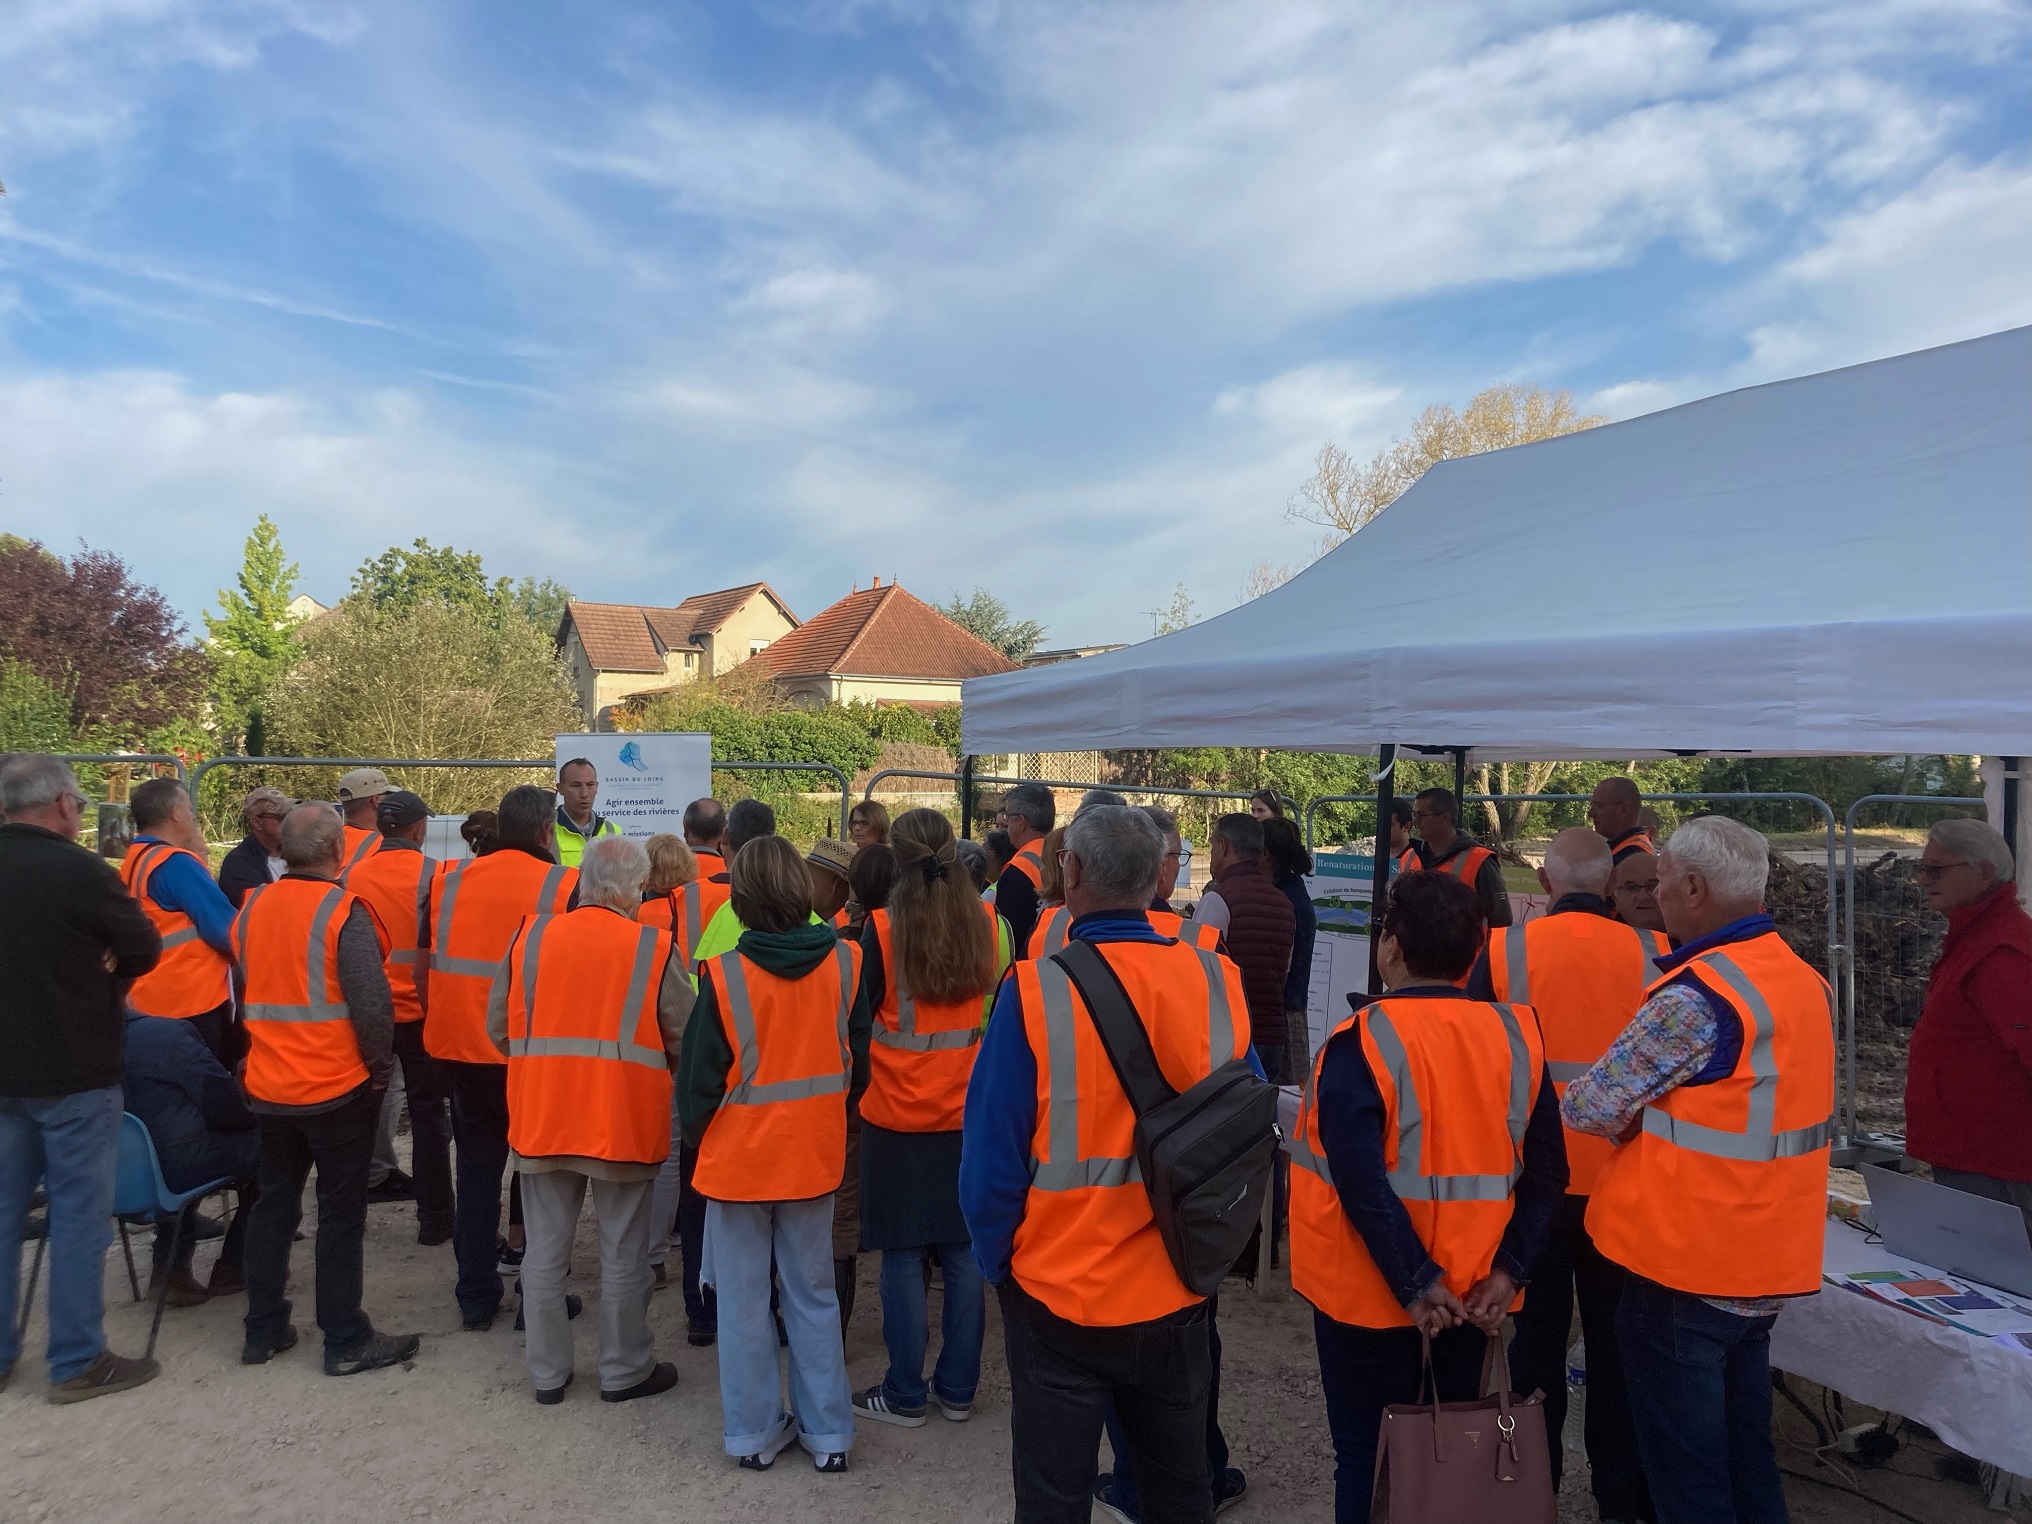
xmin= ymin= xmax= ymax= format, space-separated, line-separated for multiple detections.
xmin=417 ymin=1220 xmax=454 ymax=1248
xmin=852 ymin=1383 xmax=927 ymax=1428
xmin=496 ymin=1239 xmax=525 ymax=1274
xmin=534 ymin=1373 xmax=573 ymax=1406
xmin=936 ymin=1392 xmax=973 ymax=1423
xmin=462 ymin=1306 xmax=498 ymax=1333
xmin=1092 ymin=1475 xmax=1138 ymax=1524
xmin=686 ymin=1322 xmax=717 ymax=1348
xmin=324 ymin=1330 xmax=421 ymax=1377
xmin=515 ymin=1293 xmax=581 ymax=1332
xmin=651 ymin=1261 xmax=668 ymax=1289
xmin=48 ymin=1351 xmax=160 ymax=1404
xmin=737 ymin=1413 xmax=800 ymax=1471
xmin=1214 ymin=1467 xmax=1248 ymax=1514
xmin=600 ymin=1361 xmax=677 ymax=1404
xmin=813 ymin=1452 xmax=849 ymax=1474
xmin=241 ymin=1324 xmax=299 ymax=1365
xmin=365 ymin=1169 xmax=417 ymax=1204
xmin=147 ymin=1266 xmax=210 ymax=1308
xmin=206 ymin=1260 xmax=246 ymax=1297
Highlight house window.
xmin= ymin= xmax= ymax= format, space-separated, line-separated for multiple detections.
xmin=749 ymin=639 xmax=770 ymax=656
xmin=683 ymin=652 xmax=695 ymax=667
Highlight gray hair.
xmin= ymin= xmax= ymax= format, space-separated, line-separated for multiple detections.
xmin=1930 ymin=817 xmax=2015 ymax=883
xmin=1139 ymin=803 xmax=1179 ymax=838
xmin=579 ymin=834 xmax=651 ymax=911
xmin=280 ymin=803 xmax=346 ymax=871
xmin=0 ymin=754 xmax=77 ymax=815
xmin=1660 ymin=815 xmax=1769 ymax=907
xmin=1541 ymin=827 xmax=1612 ymax=898
xmin=1063 ymin=805 xmax=1164 ymax=907
xmin=1076 ymin=788 xmax=1130 ymax=817
xmin=954 ymin=837 xmax=992 ymax=893
xmin=1001 ymin=782 xmax=1055 ymax=833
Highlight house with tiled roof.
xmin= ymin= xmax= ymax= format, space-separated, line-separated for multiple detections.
xmin=749 ymin=577 xmax=1019 ymax=709
xmin=557 ymin=583 xmax=799 ymax=726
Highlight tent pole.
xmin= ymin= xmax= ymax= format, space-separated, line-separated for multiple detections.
xmin=2005 ymin=757 xmax=2021 ymax=866
xmin=959 ymin=755 xmax=977 ymax=840
xmin=1452 ymin=749 xmax=1468 ymax=817
xmin=1369 ymin=745 xmax=1396 ymax=998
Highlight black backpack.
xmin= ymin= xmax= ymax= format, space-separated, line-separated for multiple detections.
xmin=1050 ymin=939 xmax=1282 ymax=1296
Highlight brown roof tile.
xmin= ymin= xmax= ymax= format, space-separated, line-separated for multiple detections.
xmin=564 ymin=585 xmax=801 ymax=673
xmin=751 ymin=582 xmax=1020 ymax=682
xmin=675 ymin=582 xmax=797 ymax=635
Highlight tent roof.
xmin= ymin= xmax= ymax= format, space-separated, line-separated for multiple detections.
xmin=962 ymin=328 xmax=2032 ymax=761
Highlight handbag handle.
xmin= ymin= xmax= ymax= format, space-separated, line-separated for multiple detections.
xmin=1483 ymin=1327 xmax=1523 ymax=1482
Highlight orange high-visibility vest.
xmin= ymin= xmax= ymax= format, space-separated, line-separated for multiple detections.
xmin=503 ymin=908 xmax=674 ymax=1164
xmin=1010 ymin=939 xmax=1248 ymax=1326
xmin=1403 ymin=841 xmax=1494 ymax=888
xmin=692 ymin=942 xmax=861 ymax=1202
xmin=1489 ymin=916 xmax=1669 ymax=1193
xmin=1290 ymin=995 xmax=1544 ymax=1329
xmin=863 ymin=905 xmax=997 ymax=1133
xmin=119 ymin=843 xmax=232 ymax=1017
xmin=640 ymin=874 xmax=732 ymax=965
xmin=341 ymin=824 xmax=381 ymax=873
xmin=1396 ymin=846 xmax=1421 ymax=875
xmin=1145 ymin=909 xmax=1223 ymax=953
xmin=1008 ymin=843 xmax=1045 ymax=890
xmin=1587 ymin=932 xmax=1835 ymax=1299
xmin=234 ymin=878 xmax=375 ymax=1106
xmin=344 ymin=844 xmax=436 ymax=1024
xmin=1606 ymin=828 xmax=1656 ymax=865
xmin=425 ymin=852 xmax=576 ymax=1065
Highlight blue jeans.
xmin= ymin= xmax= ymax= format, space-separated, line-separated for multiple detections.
xmin=0 ymin=1087 xmax=124 ymax=1382
xmin=1617 ymin=1273 xmax=1787 ymax=1524
xmin=878 ymin=1241 xmax=984 ymax=1408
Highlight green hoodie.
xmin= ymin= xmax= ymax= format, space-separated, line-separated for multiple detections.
xmin=678 ymin=918 xmax=872 ymax=1154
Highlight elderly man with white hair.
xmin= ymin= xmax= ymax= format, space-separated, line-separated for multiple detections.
xmin=1904 ymin=817 xmax=2032 ymax=1235
xmin=487 ymin=833 xmax=693 ymax=1407
xmin=1563 ymin=815 xmax=1835 ymax=1524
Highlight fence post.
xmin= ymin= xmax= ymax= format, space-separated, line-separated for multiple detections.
xmin=1368 ymin=745 xmax=1396 ymax=999
xmin=959 ymin=755 xmax=977 ymax=839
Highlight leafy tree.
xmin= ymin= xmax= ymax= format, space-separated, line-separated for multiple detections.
xmin=262 ymin=602 xmax=581 ymax=813
xmin=204 ymin=515 xmax=302 ymax=755
xmin=510 ymin=576 xmax=574 ymax=638
xmin=0 ymin=539 xmax=209 ymax=742
xmin=940 ymin=587 xmax=1046 ymax=662
xmin=1290 ymin=383 xmax=1609 ymax=546
xmin=1147 ymin=584 xmax=1195 ymax=636
xmin=0 ymin=658 xmax=74 ymax=753
xmin=349 ymin=538 xmax=571 ymax=635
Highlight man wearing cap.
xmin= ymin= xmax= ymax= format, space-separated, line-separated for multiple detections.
xmin=346 ymin=792 xmax=454 ymax=1242
xmin=336 ymin=768 xmax=392 ymax=873
xmin=807 ymin=839 xmax=854 ymax=928
xmin=218 ymin=786 xmax=292 ymax=909
xmin=554 ymin=758 xmax=621 ymax=871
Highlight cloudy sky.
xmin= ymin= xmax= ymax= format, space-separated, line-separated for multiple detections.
xmin=2 ymin=1 xmax=2026 ymax=644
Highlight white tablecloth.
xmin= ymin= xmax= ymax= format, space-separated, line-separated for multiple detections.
xmin=1770 ymin=1219 xmax=2032 ymax=1474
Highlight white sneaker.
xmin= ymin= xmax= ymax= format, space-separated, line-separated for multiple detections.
xmin=737 ymin=1413 xmax=800 ymax=1471
xmin=937 ymin=1394 xmax=972 ymax=1422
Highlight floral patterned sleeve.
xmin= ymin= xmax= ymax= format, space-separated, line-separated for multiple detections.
xmin=1560 ymin=981 xmax=1719 ymax=1139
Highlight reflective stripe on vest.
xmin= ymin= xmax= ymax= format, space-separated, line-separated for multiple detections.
xmin=344 ymin=831 xmax=379 ymax=870
xmin=1036 ymin=907 xmax=1070 ymax=958
xmin=1638 ymin=952 xmax=1833 ymax=1161
xmin=1290 ymin=1001 xmax=1531 ymax=1203
xmin=1025 ymin=944 xmax=1235 ymax=1192
xmin=681 ymin=881 xmax=706 ymax=955
xmin=875 ymin=978 xmax=988 ymax=1053
xmin=717 ymin=945 xmax=855 ymax=1105
xmin=1498 ymin=925 xmax=1665 ymax=1084
xmin=507 ymin=915 xmax=667 ymax=1069
xmin=431 ymin=862 xmax=570 ymax=976
xmin=237 ymin=883 xmax=352 ymax=1024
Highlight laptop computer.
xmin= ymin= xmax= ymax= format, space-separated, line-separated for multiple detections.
xmin=1863 ymin=1162 xmax=2032 ymax=1297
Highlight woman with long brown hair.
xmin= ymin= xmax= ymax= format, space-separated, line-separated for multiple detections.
xmin=851 ymin=808 xmax=1010 ymax=1429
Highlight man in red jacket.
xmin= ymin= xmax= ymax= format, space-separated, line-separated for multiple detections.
xmin=1905 ymin=818 xmax=2032 ymax=1234
xmin=1193 ymin=813 xmax=1295 ymax=1076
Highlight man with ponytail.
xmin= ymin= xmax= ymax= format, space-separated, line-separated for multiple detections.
xmin=853 ymin=809 xmax=1012 ymax=1429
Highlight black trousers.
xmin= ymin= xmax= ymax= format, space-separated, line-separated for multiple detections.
xmin=186 ymin=1002 xmax=242 ymax=1069
xmin=152 ymin=1130 xmax=261 ymax=1272
xmin=391 ymin=1023 xmax=455 ymax=1238
xmin=678 ymin=1140 xmax=716 ymax=1332
xmin=243 ymin=1085 xmax=377 ymax=1354
xmin=999 ymin=1280 xmax=1213 ymax=1524
xmin=1314 ymin=1312 xmax=1485 ymax=1524
xmin=441 ymin=1059 xmax=510 ymax=1320
xmin=1509 ymin=1193 xmax=1652 ymax=1521
xmin=1103 ymin=1295 xmax=1230 ymax=1513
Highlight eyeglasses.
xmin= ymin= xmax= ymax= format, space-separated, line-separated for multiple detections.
xmin=1912 ymin=859 xmax=1971 ymax=881
xmin=1616 ymin=880 xmax=1661 ymax=896
xmin=1164 ymin=848 xmax=1193 ymax=864
xmin=1411 ymin=808 xmax=1450 ymax=822
xmin=62 ymin=792 xmax=89 ymax=811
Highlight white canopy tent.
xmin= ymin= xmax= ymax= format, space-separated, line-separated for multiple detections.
xmin=962 ymin=327 xmax=2032 ymax=761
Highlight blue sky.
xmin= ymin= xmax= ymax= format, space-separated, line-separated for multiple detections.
xmin=2 ymin=1 xmax=2027 ymax=645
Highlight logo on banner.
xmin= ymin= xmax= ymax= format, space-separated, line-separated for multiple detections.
xmin=618 ymin=741 xmax=650 ymax=773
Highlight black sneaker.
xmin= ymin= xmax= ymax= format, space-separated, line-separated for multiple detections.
xmin=496 ymin=1239 xmax=525 ymax=1274
xmin=241 ymin=1324 xmax=300 ymax=1366
xmin=1214 ymin=1467 xmax=1248 ymax=1514
xmin=686 ymin=1321 xmax=717 ymax=1348
xmin=515 ymin=1293 xmax=581 ymax=1332
xmin=813 ymin=1452 xmax=848 ymax=1474
xmin=600 ymin=1361 xmax=677 ymax=1404
xmin=852 ymin=1383 xmax=927 ymax=1428
xmin=324 ymin=1330 xmax=420 ymax=1377
xmin=365 ymin=1169 xmax=416 ymax=1204
xmin=1092 ymin=1474 xmax=1139 ymax=1524
xmin=534 ymin=1373 xmax=573 ymax=1406
xmin=651 ymin=1261 xmax=668 ymax=1289
xmin=462 ymin=1304 xmax=499 ymax=1332
xmin=737 ymin=1414 xmax=799 ymax=1471
xmin=417 ymin=1220 xmax=453 ymax=1247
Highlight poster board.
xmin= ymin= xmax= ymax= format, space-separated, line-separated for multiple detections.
xmin=1303 ymin=852 xmax=1377 ymax=1060
xmin=552 ymin=732 xmax=713 ymax=842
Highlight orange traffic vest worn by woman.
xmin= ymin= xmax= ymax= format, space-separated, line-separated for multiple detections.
xmin=119 ymin=841 xmax=233 ymax=1018
xmin=234 ymin=879 xmax=379 ymax=1106
xmin=499 ymin=908 xmax=676 ymax=1165
xmin=640 ymin=874 xmax=732 ymax=965
xmin=1009 ymin=939 xmax=1248 ymax=1327
xmin=691 ymin=943 xmax=862 ymax=1202
xmin=1586 ymin=932 xmax=1835 ymax=1300
xmin=344 ymin=844 xmax=437 ymax=1025
xmin=1488 ymin=918 xmax=1668 ymax=1193
xmin=425 ymin=853 xmax=575 ymax=1065
xmin=1289 ymin=996 xmax=1544 ymax=1327
xmin=864 ymin=903 xmax=1003 ymax=1133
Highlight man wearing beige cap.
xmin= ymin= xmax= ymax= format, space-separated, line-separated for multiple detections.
xmin=218 ymin=785 xmax=292 ymax=909
xmin=335 ymin=768 xmax=391 ymax=873
xmin=807 ymin=839 xmax=854 ymax=927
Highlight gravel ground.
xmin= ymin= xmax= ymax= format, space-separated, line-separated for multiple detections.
xmin=2 ymin=1170 xmax=2013 ymax=1524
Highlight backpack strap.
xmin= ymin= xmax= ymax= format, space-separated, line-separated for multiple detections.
xmin=1050 ymin=940 xmax=1178 ymax=1118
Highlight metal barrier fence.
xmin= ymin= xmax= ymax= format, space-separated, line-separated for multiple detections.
xmin=59 ymin=752 xmax=188 ymax=781
xmin=1840 ymin=794 xmax=1984 ymax=1154
xmin=863 ymin=767 xmax=1297 ymax=816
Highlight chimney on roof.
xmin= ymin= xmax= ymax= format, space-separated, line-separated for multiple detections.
xmin=871 ymin=574 xmax=881 ymax=589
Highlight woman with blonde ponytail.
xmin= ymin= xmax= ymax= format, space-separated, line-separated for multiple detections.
xmin=851 ymin=808 xmax=1012 ymax=1430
